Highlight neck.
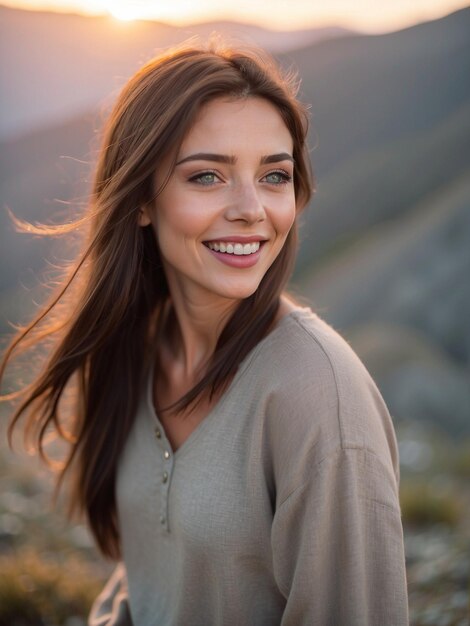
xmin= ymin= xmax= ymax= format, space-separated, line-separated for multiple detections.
xmin=163 ymin=289 xmax=238 ymax=382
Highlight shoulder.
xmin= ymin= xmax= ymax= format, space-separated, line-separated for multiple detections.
xmin=250 ymin=307 xmax=400 ymax=493
xmin=267 ymin=306 xmax=362 ymax=370
xmin=257 ymin=306 xmax=385 ymax=424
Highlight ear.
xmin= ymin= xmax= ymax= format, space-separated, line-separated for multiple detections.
xmin=138 ymin=205 xmax=152 ymax=227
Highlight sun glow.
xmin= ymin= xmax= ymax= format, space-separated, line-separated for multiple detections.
xmin=103 ymin=0 xmax=148 ymax=21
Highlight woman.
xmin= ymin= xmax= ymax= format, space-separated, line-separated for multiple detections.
xmin=1 ymin=40 xmax=409 ymax=624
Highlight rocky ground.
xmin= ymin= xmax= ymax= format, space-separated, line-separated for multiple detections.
xmin=406 ymin=526 xmax=469 ymax=625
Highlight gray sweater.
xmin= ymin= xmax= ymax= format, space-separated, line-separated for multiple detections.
xmin=89 ymin=307 xmax=409 ymax=625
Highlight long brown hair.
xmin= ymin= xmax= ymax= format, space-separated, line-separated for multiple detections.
xmin=0 ymin=38 xmax=314 ymax=558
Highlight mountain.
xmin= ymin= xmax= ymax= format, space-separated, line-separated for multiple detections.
xmin=286 ymin=7 xmax=470 ymax=266
xmin=290 ymin=7 xmax=470 ymax=171
xmin=0 ymin=5 xmax=354 ymax=141
xmin=286 ymin=7 xmax=470 ymax=437
xmin=1 ymin=6 xmax=469 ymax=437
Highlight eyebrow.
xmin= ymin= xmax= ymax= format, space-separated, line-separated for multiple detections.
xmin=175 ymin=152 xmax=295 ymax=166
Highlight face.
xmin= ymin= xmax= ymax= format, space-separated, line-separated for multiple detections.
xmin=140 ymin=96 xmax=296 ymax=306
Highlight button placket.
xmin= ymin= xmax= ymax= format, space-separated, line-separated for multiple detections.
xmin=161 ymin=447 xmax=173 ymax=531
xmin=154 ymin=425 xmax=173 ymax=533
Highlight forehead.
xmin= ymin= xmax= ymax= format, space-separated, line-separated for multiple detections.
xmin=178 ymin=96 xmax=293 ymax=156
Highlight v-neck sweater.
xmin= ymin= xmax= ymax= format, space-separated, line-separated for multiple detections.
xmin=89 ymin=307 xmax=409 ymax=625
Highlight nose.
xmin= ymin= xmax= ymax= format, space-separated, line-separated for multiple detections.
xmin=224 ymin=181 xmax=266 ymax=224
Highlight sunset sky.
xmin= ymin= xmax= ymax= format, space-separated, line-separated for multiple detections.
xmin=2 ymin=0 xmax=469 ymax=31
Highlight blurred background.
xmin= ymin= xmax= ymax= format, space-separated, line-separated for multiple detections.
xmin=0 ymin=1 xmax=469 ymax=624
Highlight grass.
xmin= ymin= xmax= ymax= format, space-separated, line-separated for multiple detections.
xmin=0 ymin=547 xmax=103 ymax=626
xmin=400 ymin=480 xmax=463 ymax=528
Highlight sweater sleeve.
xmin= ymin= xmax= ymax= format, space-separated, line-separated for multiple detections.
xmin=88 ymin=563 xmax=133 ymax=626
xmin=271 ymin=446 xmax=409 ymax=626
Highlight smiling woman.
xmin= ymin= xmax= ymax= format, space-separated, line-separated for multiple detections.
xmin=138 ymin=97 xmax=297 ymax=301
xmin=0 ymin=38 xmax=409 ymax=625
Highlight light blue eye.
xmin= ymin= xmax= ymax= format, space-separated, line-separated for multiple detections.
xmin=189 ymin=172 xmax=218 ymax=185
xmin=264 ymin=171 xmax=291 ymax=184
xmin=198 ymin=173 xmax=216 ymax=184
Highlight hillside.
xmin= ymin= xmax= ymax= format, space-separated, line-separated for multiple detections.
xmin=288 ymin=7 xmax=470 ymax=177
xmin=299 ymin=169 xmax=470 ymax=437
xmin=294 ymin=97 xmax=470 ymax=269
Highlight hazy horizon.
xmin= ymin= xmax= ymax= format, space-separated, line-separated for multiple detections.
xmin=1 ymin=0 xmax=469 ymax=32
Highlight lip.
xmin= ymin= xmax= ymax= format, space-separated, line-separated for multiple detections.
xmin=204 ymin=242 xmax=264 ymax=268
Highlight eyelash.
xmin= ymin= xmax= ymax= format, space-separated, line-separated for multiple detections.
xmin=188 ymin=169 xmax=293 ymax=186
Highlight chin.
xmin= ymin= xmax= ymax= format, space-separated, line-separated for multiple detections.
xmin=211 ymin=280 xmax=262 ymax=302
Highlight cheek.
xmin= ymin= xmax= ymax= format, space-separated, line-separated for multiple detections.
xmin=273 ymin=198 xmax=297 ymax=238
xmin=155 ymin=190 xmax=216 ymax=242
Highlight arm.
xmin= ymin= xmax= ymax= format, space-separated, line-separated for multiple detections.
xmin=271 ymin=447 xmax=409 ymax=626
xmin=88 ymin=563 xmax=133 ymax=626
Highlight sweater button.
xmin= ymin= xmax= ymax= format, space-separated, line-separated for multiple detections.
xmin=155 ymin=427 xmax=162 ymax=439
xmin=164 ymin=450 xmax=171 ymax=460
xmin=160 ymin=515 xmax=166 ymax=524
xmin=162 ymin=471 xmax=168 ymax=483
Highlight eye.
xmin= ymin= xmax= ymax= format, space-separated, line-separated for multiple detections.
xmin=262 ymin=170 xmax=293 ymax=185
xmin=188 ymin=171 xmax=220 ymax=185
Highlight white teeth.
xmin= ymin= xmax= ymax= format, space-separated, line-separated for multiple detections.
xmin=206 ymin=241 xmax=261 ymax=255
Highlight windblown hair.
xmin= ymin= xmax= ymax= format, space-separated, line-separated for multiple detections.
xmin=0 ymin=38 xmax=314 ymax=558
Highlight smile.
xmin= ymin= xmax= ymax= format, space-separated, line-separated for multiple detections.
xmin=205 ymin=241 xmax=260 ymax=255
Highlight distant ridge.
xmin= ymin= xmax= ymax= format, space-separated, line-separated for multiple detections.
xmin=0 ymin=4 xmax=355 ymax=140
